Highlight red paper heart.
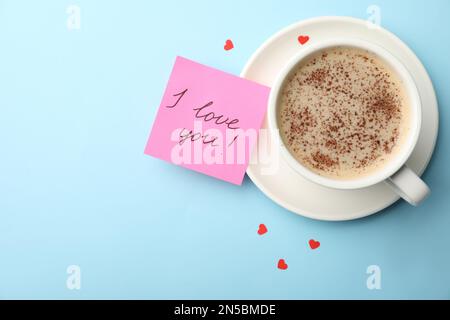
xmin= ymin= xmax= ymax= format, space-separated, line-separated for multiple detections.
xmin=298 ymin=35 xmax=310 ymax=45
xmin=257 ymin=224 xmax=268 ymax=235
xmin=309 ymin=239 xmax=320 ymax=250
xmin=224 ymin=39 xmax=234 ymax=51
xmin=278 ymin=259 xmax=288 ymax=270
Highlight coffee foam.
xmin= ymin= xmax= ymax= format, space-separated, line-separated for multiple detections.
xmin=278 ymin=46 xmax=411 ymax=180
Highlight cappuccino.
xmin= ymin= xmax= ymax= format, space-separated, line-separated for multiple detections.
xmin=278 ymin=46 xmax=411 ymax=179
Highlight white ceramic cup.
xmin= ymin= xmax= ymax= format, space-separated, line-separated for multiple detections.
xmin=268 ymin=38 xmax=430 ymax=206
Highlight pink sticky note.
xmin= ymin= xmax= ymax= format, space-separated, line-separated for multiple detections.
xmin=145 ymin=56 xmax=270 ymax=185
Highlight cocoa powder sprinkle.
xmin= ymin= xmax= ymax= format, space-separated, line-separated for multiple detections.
xmin=278 ymin=46 xmax=407 ymax=178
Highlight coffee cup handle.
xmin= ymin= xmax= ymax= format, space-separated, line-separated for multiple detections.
xmin=385 ymin=165 xmax=430 ymax=206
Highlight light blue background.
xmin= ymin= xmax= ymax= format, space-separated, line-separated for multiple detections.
xmin=0 ymin=0 xmax=449 ymax=299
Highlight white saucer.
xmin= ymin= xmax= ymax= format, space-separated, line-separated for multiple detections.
xmin=242 ymin=16 xmax=439 ymax=221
